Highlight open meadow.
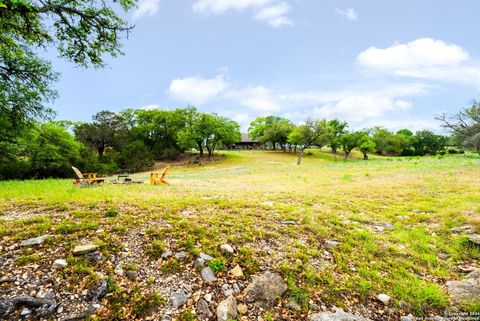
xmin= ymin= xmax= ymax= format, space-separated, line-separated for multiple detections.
xmin=1 ymin=151 xmax=480 ymax=320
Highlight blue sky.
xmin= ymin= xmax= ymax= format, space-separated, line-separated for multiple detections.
xmin=49 ymin=0 xmax=480 ymax=132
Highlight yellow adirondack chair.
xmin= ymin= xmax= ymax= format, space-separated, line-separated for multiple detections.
xmin=72 ymin=166 xmax=105 ymax=186
xmin=149 ymin=165 xmax=170 ymax=185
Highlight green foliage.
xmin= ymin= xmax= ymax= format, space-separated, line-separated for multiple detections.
xmin=340 ymin=131 xmax=369 ymax=159
xmin=115 ymin=140 xmax=154 ymax=172
xmin=248 ymin=116 xmax=294 ymax=150
xmin=145 ymin=240 xmax=166 ymax=259
xmin=105 ymin=208 xmax=119 ymax=218
xmin=288 ymin=118 xmax=329 ymax=164
xmin=208 ymin=257 xmax=225 ymax=272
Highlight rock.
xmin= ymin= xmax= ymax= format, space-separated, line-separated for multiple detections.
xmin=310 ymin=308 xmax=372 ymax=321
xmin=201 ymin=267 xmax=216 ymax=282
xmin=87 ymin=280 xmax=108 ymax=302
xmin=222 ymin=284 xmax=234 ymax=297
xmin=195 ymin=257 xmax=205 ymax=268
xmin=229 ymin=264 xmax=244 ymax=278
xmin=216 ymin=296 xmax=237 ymax=321
xmin=450 ymin=225 xmax=475 ymax=234
xmin=261 ymin=201 xmax=274 ymax=207
xmin=52 ymin=259 xmax=67 ymax=269
xmin=282 ymin=221 xmax=296 ymax=225
xmin=125 ymin=270 xmax=138 ymax=281
xmin=468 ymin=234 xmax=480 ymax=245
xmin=20 ymin=308 xmax=31 ymax=316
xmin=73 ymin=244 xmax=99 ymax=255
xmin=0 ymin=295 xmax=57 ymax=318
xmin=437 ymin=252 xmax=450 ymax=260
xmin=161 ymin=250 xmax=172 ymax=259
xmin=447 ymin=269 xmax=480 ymax=303
xmin=237 ymin=303 xmax=248 ymax=315
xmin=197 ymin=298 xmax=213 ymax=319
xmin=199 ymin=253 xmax=213 ymax=261
xmin=378 ymin=222 xmax=394 ymax=230
xmin=84 ymin=251 xmax=104 ymax=262
xmin=376 ymin=293 xmax=391 ymax=305
xmin=62 ymin=304 xmax=98 ymax=321
xmin=325 ymin=240 xmax=340 ymax=248
xmin=244 ymin=271 xmax=287 ymax=307
xmin=169 ymin=290 xmax=189 ymax=308
xmin=175 ymin=251 xmax=188 ymax=261
xmin=204 ymin=293 xmax=212 ymax=302
xmin=286 ymin=298 xmax=302 ymax=311
xmin=400 ymin=316 xmax=414 ymax=321
xmin=220 ymin=244 xmax=234 ymax=254
xmin=20 ymin=235 xmax=47 ymax=247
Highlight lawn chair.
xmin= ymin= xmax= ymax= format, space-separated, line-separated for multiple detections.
xmin=72 ymin=166 xmax=105 ymax=186
xmin=149 ymin=165 xmax=170 ymax=186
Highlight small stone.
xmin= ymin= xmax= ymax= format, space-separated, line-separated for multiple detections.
xmin=229 ymin=265 xmax=244 ymax=278
xmin=204 ymin=293 xmax=212 ymax=302
xmin=169 ymin=290 xmax=188 ymax=308
xmin=20 ymin=236 xmax=47 ymax=247
xmin=376 ymin=293 xmax=391 ymax=305
xmin=236 ymin=303 xmax=248 ymax=315
xmin=244 ymin=271 xmax=287 ymax=308
xmin=217 ymin=296 xmax=238 ymax=321
xmin=201 ymin=267 xmax=216 ymax=282
xmin=400 ymin=316 xmax=414 ymax=321
xmin=87 ymin=280 xmax=108 ymax=301
xmin=125 ymin=270 xmax=138 ymax=281
xmin=197 ymin=298 xmax=213 ymax=319
xmin=195 ymin=257 xmax=205 ymax=268
xmin=20 ymin=308 xmax=32 ymax=316
xmin=114 ymin=268 xmax=124 ymax=276
xmin=310 ymin=309 xmax=372 ymax=321
xmin=85 ymin=251 xmax=105 ymax=262
xmin=161 ymin=250 xmax=172 ymax=259
xmin=73 ymin=244 xmax=99 ymax=255
xmin=468 ymin=234 xmax=480 ymax=245
xmin=324 ymin=240 xmax=340 ymax=248
xmin=52 ymin=259 xmax=67 ymax=269
xmin=174 ymin=251 xmax=188 ymax=261
xmin=282 ymin=221 xmax=296 ymax=225
xmin=286 ymin=298 xmax=302 ymax=311
xmin=437 ymin=252 xmax=450 ymax=260
xmin=220 ymin=244 xmax=234 ymax=254
xmin=450 ymin=225 xmax=475 ymax=234
xmin=199 ymin=253 xmax=213 ymax=261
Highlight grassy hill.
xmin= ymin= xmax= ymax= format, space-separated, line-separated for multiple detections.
xmin=0 ymin=151 xmax=479 ymax=320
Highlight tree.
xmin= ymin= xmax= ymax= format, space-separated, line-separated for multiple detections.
xmin=288 ymin=118 xmax=329 ymax=165
xmin=205 ymin=116 xmax=241 ymax=157
xmin=74 ymin=110 xmax=127 ymax=156
xmin=359 ymin=136 xmax=376 ymax=160
xmin=437 ymin=101 xmax=480 ymax=153
xmin=1 ymin=0 xmax=135 ymax=132
xmin=413 ymin=130 xmax=446 ymax=155
xmin=340 ymin=131 xmax=369 ymax=159
xmin=371 ymin=127 xmax=393 ymax=155
xmin=248 ymin=116 xmax=294 ymax=150
xmin=327 ymin=119 xmax=348 ymax=159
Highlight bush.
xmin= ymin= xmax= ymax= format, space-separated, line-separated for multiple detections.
xmin=115 ymin=140 xmax=154 ymax=172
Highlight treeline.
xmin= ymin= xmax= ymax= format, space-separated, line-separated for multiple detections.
xmin=0 ymin=107 xmax=241 ymax=180
xmin=247 ymin=116 xmax=453 ymax=164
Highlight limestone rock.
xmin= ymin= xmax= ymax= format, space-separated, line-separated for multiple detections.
xmin=20 ymin=236 xmax=47 ymax=247
xmin=244 ymin=271 xmax=287 ymax=307
xmin=52 ymin=259 xmax=67 ymax=269
xmin=310 ymin=308 xmax=372 ymax=321
xmin=447 ymin=269 xmax=480 ymax=303
xmin=197 ymin=298 xmax=213 ymax=319
xmin=73 ymin=244 xmax=99 ymax=255
xmin=169 ymin=290 xmax=189 ymax=308
xmin=216 ymin=296 xmax=237 ymax=321
xmin=229 ymin=264 xmax=244 ymax=278
xmin=220 ymin=244 xmax=234 ymax=254
xmin=376 ymin=293 xmax=391 ymax=305
xmin=201 ymin=267 xmax=216 ymax=282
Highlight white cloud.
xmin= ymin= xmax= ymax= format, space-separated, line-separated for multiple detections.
xmin=193 ymin=0 xmax=273 ymax=14
xmin=357 ymin=38 xmax=469 ymax=72
xmin=254 ymin=2 xmax=293 ymax=27
xmin=193 ymin=0 xmax=293 ymax=28
xmin=335 ymin=8 xmax=358 ymax=21
xmin=133 ymin=0 xmax=162 ymax=19
xmin=226 ymin=85 xmax=280 ymax=111
xmin=139 ymin=104 xmax=161 ymax=110
xmin=168 ymin=74 xmax=229 ymax=105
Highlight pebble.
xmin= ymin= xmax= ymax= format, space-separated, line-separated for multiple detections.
xmin=52 ymin=259 xmax=68 ymax=269
xmin=377 ymin=293 xmax=391 ymax=305
xmin=220 ymin=244 xmax=234 ymax=254
xmin=20 ymin=308 xmax=32 ymax=316
xmin=161 ymin=250 xmax=172 ymax=259
xmin=204 ymin=293 xmax=213 ymax=302
xmin=195 ymin=257 xmax=205 ymax=268
xmin=325 ymin=240 xmax=340 ymax=248
xmin=125 ymin=270 xmax=138 ymax=281
xmin=237 ymin=303 xmax=248 ymax=315
xmin=229 ymin=264 xmax=244 ymax=278
xmin=20 ymin=235 xmax=47 ymax=247
xmin=199 ymin=253 xmax=213 ymax=261
xmin=73 ymin=244 xmax=99 ymax=255
xmin=169 ymin=290 xmax=189 ymax=308
xmin=174 ymin=251 xmax=188 ymax=261
xmin=201 ymin=267 xmax=216 ymax=282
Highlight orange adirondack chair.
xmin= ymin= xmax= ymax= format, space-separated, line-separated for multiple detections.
xmin=72 ymin=166 xmax=105 ymax=186
xmin=149 ymin=165 xmax=170 ymax=186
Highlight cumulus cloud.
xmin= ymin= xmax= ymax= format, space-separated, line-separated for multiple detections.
xmin=193 ymin=0 xmax=293 ymax=28
xmin=139 ymin=104 xmax=161 ymax=110
xmin=254 ymin=2 xmax=293 ymax=27
xmin=357 ymin=38 xmax=469 ymax=71
xmin=133 ymin=0 xmax=162 ymax=19
xmin=225 ymin=85 xmax=281 ymax=111
xmin=335 ymin=8 xmax=358 ymax=21
xmin=167 ymin=74 xmax=229 ymax=105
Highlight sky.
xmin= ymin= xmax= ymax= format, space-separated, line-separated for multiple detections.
xmin=48 ymin=0 xmax=480 ymax=132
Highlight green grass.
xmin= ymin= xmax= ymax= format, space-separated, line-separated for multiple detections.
xmin=1 ymin=150 xmax=480 ymax=317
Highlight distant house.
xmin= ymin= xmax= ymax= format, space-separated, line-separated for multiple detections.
xmin=230 ymin=133 xmax=261 ymax=149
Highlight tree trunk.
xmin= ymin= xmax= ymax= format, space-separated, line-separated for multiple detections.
xmin=98 ymin=145 xmax=105 ymax=157
xmin=332 ymin=147 xmax=337 ymax=160
xmin=344 ymin=151 xmax=350 ymax=159
xmin=197 ymin=142 xmax=204 ymax=156
xmin=363 ymin=153 xmax=368 ymax=160
xmin=297 ymin=147 xmax=305 ymax=165
xmin=294 ymin=145 xmax=297 ymax=154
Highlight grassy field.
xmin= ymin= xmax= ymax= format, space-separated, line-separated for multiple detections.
xmin=1 ymin=150 xmax=479 ymax=320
